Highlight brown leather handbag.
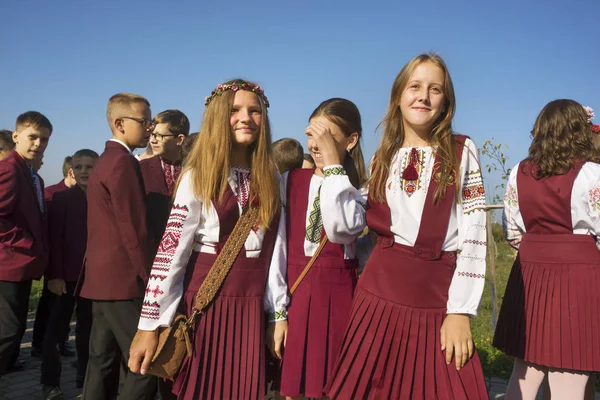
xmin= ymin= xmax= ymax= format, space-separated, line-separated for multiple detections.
xmin=137 ymin=204 xmax=260 ymax=378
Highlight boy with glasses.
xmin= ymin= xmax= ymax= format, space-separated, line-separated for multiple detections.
xmin=140 ymin=109 xmax=189 ymax=258
xmin=78 ymin=93 xmax=157 ymax=399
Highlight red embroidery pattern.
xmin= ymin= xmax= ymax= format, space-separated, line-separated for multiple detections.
xmin=141 ymin=301 xmax=160 ymax=320
xmin=149 ymin=273 xmax=168 ymax=281
xmin=146 ymin=285 xmax=164 ymax=298
xmin=152 ymin=204 xmax=189 ymax=274
xmin=161 ymin=158 xmax=183 ymax=196
xmin=233 ymin=168 xmax=251 ymax=207
xmin=462 ymin=184 xmax=485 ymax=200
xmin=458 ymin=271 xmax=485 ymax=279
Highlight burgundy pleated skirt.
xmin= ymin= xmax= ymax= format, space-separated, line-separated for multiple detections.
xmin=494 ymin=233 xmax=600 ymax=371
xmin=326 ymin=241 xmax=489 ymax=400
xmin=277 ymin=256 xmax=357 ymax=398
xmin=171 ymin=251 xmax=267 ymax=400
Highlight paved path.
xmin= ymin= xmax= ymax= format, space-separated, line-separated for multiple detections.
xmin=1 ymin=314 xmax=598 ymax=399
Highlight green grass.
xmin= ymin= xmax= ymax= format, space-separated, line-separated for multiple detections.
xmin=30 ymin=278 xmax=44 ymax=312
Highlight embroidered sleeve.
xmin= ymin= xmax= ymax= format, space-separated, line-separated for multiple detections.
xmin=264 ymin=172 xmax=290 ymax=322
xmin=320 ymin=164 xmax=368 ymax=245
xmin=502 ymin=165 xmax=523 ymax=249
xmin=138 ymin=170 xmax=203 ymax=330
xmin=583 ymin=164 xmax=600 ymax=247
xmin=447 ymin=138 xmax=487 ymax=317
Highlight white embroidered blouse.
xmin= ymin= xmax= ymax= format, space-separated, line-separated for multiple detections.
xmin=264 ymin=166 xmax=368 ymax=321
xmin=384 ymin=138 xmax=487 ymax=316
xmin=503 ymin=161 xmax=600 ymax=249
xmin=138 ymin=166 xmax=273 ymax=331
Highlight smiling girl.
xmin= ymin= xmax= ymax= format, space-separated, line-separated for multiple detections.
xmin=325 ymin=54 xmax=489 ymax=399
xmin=128 ymin=79 xmax=281 ymax=399
xmin=266 ymin=98 xmax=367 ymax=399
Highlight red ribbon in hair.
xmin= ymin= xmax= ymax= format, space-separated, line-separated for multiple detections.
xmin=401 ymin=148 xmax=420 ymax=181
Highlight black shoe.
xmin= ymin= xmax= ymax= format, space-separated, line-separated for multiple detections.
xmin=31 ymin=346 xmax=43 ymax=358
xmin=42 ymin=385 xmax=64 ymax=400
xmin=3 ymin=359 xmax=26 ymax=374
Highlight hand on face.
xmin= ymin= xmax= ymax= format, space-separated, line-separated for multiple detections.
xmin=305 ymin=115 xmax=356 ymax=170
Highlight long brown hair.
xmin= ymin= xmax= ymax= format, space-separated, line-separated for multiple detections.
xmin=369 ymin=53 xmax=458 ymax=203
xmin=181 ymin=79 xmax=279 ymax=227
xmin=309 ymin=98 xmax=367 ymax=189
xmin=527 ymin=99 xmax=600 ymax=178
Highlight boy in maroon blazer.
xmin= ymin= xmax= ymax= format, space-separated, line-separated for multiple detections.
xmin=32 ymin=155 xmax=77 ymax=358
xmin=40 ymin=149 xmax=98 ymax=399
xmin=140 ymin=109 xmax=189 ymax=257
xmin=0 ymin=111 xmax=52 ymax=376
xmin=78 ymin=93 xmax=157 ymax=400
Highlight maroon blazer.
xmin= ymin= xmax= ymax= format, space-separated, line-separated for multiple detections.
xmin=46 ymin=185 xmax=87 ymax=283
xmin=139 ymin=156 xmax=171 ymax=256
xmin=44 ymin=180 xmax=68 ymax=202
xmin=79 ymin=141 xmax=150 ymax=300
xmin=0 ymin=151 xmax=48 ymax=281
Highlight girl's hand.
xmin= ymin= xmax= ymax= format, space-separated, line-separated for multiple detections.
xmin=440 ymin=314 xmax=474 ymax=370
xmin=128 ymin=329 xmax=159 ymax=375
xmin=305 ymin=120 xmax=343 ymax=167
xmin=266 ymin=320 xmax=288 ymax=359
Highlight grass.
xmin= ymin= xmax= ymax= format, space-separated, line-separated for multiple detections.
xmin=29 ymin=278 xmax=44 ymax=312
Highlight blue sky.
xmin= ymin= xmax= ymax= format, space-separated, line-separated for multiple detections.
xmin=1 ymin=0 xmax=598 ymax=201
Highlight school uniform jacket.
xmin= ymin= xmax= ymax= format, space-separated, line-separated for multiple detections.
xmin=79 ymin=141 xmax=150 ymax=300
xmin=46 ymin=185 xmax=87 ymax=283
xmin=139 ymin=156 xmax=170 ymax=257
xmin=0 ymin=151 xmax=48 ymax=281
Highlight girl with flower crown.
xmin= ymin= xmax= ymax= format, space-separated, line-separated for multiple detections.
xmin=325 ymin=53 xmax=489 ymax=399
xmin=494 ymin=100 xmax=600 ymax=399
xmin=128 ymin=79 xmax=281 ymax=399
xmin=265 ymin=98 xmax=368 ymax=399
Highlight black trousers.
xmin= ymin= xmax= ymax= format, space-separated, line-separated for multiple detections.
xmin=40 ymin=281 xmax=92 ymax=386
xmin=82 ymin=299 xmax=157 ymax=400
xmin=32 ymin=279 xmax=51 ymax=351
xmin=0 ymin=280 xmax=32 ymax=375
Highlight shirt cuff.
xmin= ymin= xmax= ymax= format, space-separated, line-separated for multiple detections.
xmin=323 ymin=165 xmax=346 ymax=177
xmin=446 ymin=308 xmax=477 ymax=318
xmin=266 ymin=308 xmax=288 ymax=322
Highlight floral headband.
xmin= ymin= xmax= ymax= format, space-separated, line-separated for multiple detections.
xmin=204 ymin=81 xmax=270 ymax=108
xmin=584 ymin=106 xmax=600 ymax=134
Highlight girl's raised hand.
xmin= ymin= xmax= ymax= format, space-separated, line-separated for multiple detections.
xmin=440 ymin=314 xmax=474 ymax=370
xmin=305 ymin=120 xmax=343 ymax=167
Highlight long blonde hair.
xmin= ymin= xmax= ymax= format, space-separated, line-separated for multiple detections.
xmin=369 ymin=53 xmax=458 ymax=203
xmin=182 ymin=79 xmax=279 ymax=227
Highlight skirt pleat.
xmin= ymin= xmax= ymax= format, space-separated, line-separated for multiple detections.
xmin=278 ymin=263 xmax=356 ymax=398
xmin=494 ymin=234 xmax=600 ymax=371
xmin=326 ymin=287 xmax=488 ymax=400
xmin=172 ymin=291 xmax=265 ymax=400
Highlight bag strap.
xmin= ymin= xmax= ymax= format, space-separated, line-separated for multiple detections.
xmin=290 ymin=235 xmax=328 ymax=295
xmin=187 ymin=204 xmax=260 ymax=326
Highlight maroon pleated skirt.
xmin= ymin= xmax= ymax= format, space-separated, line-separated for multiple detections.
xmin=171 ymin=251 xmax=267 ymax=400
xmin=326 ymin=240 xmax=488 ymax=400
xmin=494 ymin=233 xmax=600 ymax=371
xmin=277 ymin=256 xmax=357 ymax=398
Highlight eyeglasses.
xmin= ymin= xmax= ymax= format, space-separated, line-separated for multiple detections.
xmin=120 ymin=116 xmax=154 ymax=130
xmin=150 ymin=132 xmax=178 ymax=142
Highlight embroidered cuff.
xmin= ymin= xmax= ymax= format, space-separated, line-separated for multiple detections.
xmin=267 ymin=309 xmax=288 ymax=322
xmin=323 ymin=165 xmax=346 ymax=177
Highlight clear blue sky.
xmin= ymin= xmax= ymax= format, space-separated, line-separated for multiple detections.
xmin=1 ymin=0 xmax=598 ymax=201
